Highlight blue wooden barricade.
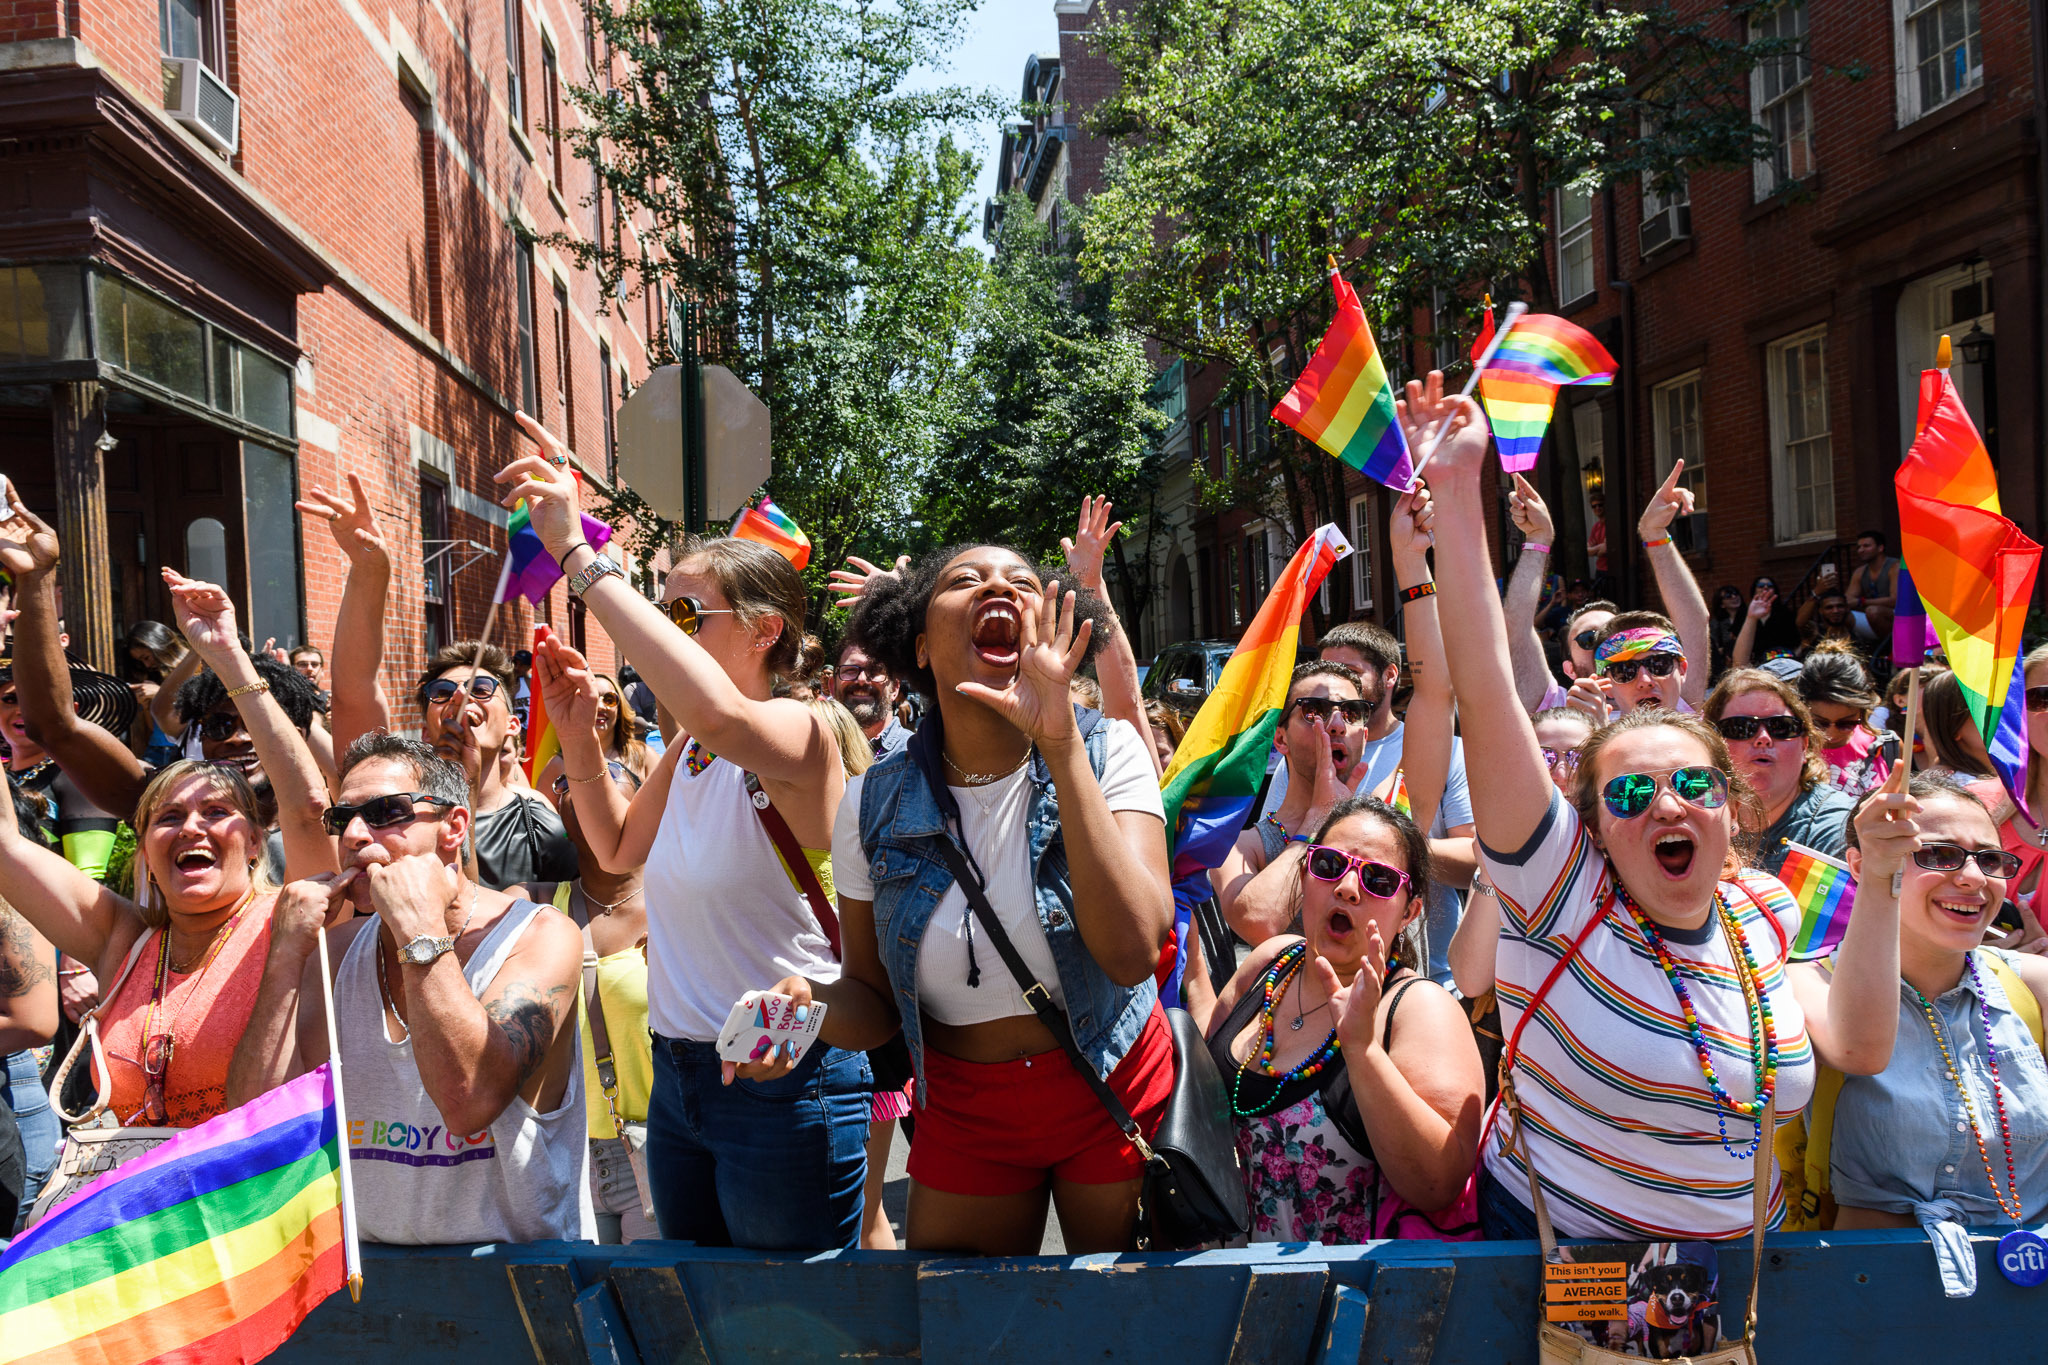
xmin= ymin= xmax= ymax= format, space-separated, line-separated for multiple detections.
xmin=276 ymin=1229 xmax=2034 ymax=1363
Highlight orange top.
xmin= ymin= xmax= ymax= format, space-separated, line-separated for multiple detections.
xmin=96 ymin=893 xmax=278 ymax=1127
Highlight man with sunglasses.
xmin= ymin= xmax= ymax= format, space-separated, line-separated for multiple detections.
xmin=1574 ymin=611 xmax=1700 ymax=722
xmin=228 ymin=734 xmax=590 ymax=1244
xmin=830 ymin=642 xmax=909 ymax=759
xmin=416 ymin=644 xmax=577 ymax=891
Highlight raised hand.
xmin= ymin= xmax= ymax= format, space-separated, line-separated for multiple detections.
xmin=827 ymin=554 xmax=910 ymax=607
xmin=270 ymin=872 xmax=360 ymax=960
xmin=1854 ymin=760 xmax=1922 ymax=889
xmin=1388 ymin=486 xmax=1435 ymax=572
xmin=1297 ymin=716 xmax=1347 ymax=819
xmin=953 ymin=581 xmax=1093 ymax=748
xmin=0 ymin=483 xmax=60 ymax=580
xmin=1315 ymin=947 xmax=1386 ymax=1056
xmin=1748 ymin=586 xmax=1776 ymax=621
xmin=1509 ymin=473 xmax=1554 ymax=543
xmin=1564 ymin=674 xmax=1613 ymax=726
xmin=1060 ymin=496 xmax=1122 ymax=596
xmin=493 ymin=412 xmax=586 ymax=560
xmin=297 ymin=473 xmax=389 ymax=567
xmin=1638 ymin=459 xmax=1694 ymax=539
xmin=1393 ymin=371 xmax=1488 ymax=484
xmin=533 ymin=628 xmax=604 ymax=751
xmin=364 ymin=851 xmax=465 ymax=945
xmin=163 ymin=567 xmax=243 ymax=663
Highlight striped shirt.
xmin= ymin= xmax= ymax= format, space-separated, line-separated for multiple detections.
xmin=1482 ymin=790 xmax=1816 ymax=1240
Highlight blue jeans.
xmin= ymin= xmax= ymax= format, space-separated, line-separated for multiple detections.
xmin=1478 ymin=1163 xmax=1542 ymax=1241
xmin=645 ymin=1036 xmax=870 ymax=1251
xmin=4 ymin=1049 xmax=59 ymax=1220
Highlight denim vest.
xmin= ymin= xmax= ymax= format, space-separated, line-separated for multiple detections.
xmin=857 ymin=712 xmax=1158 ymax=1107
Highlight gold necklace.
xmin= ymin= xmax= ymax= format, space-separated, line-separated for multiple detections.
xmin=942 ymin=747 xmax=1031 ymax=786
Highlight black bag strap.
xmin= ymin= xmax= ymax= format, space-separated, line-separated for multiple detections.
xmin=928 ymin=833 xmax=1157 ymax=1163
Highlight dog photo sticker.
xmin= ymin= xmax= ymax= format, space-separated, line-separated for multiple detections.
xmin=1547 ymin=1242 xmax=1724 ymax=1359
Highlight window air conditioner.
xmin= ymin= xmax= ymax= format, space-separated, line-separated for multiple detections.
xmin=1639 ymin=203 xmax=1691 ymax=257
xmin=161 ymin=57 xmax=239 ymax=155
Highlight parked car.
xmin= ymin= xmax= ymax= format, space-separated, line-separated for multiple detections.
xmin=1141 ymin=640 xmax=1241 ymax=714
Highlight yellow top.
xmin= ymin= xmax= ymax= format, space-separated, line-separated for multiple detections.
xmin=556 ymin=881 xmax=655 ymax=1139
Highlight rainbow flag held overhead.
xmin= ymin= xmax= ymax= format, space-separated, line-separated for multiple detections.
xmin=1781 ymin=842 xmax=1858 ymax=962
xmin=1469 ymin=307 xmax=1616 ymax=473
xmin=0 ymin=1066 xmax=349 ymax=1365
xmin=1271 ymin=269 xmax=1414 ymax=489
xmin=1895 ymin=362 xmax=2041 ymax=820
xmin=501 ymin=501 xmax=615 ymax=605
xmin=1891 ymin=562 xmax=1936 ymax=666
xmin=523 ymin=625 xmax=558 ymax=785
xmin=731 ymin=498 xmax=811 ymax=571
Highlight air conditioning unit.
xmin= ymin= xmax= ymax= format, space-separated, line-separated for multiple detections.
xmin=1639 ymin=203 xmax=1691 ymax=257
xmin=161 ymin=57 xmax=239 ymax=155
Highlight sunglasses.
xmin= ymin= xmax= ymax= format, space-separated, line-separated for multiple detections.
xmin=551 ymin=759 xmax=637 ymax=800
xmin=1912 ymin=843 xmax=2024 ymax=878
xmin=141 ymin=1032 xmax=174 ymax=1126
xmin=197 ymin=712 xmax=247 ymax=743
xmin=419 ymin=675 xmax=501 ymax=707
xmin=1716 ymin=714 xmax=1805 ymax=742
xmin=1600 ymin=765 xmax=1729 ymax=820
xmin=1290 ymin=696 xmax=1369 ymax=725
xmin=1601 ymin=654 xmax=1681 ymax=684
xmin=835 ymin=662 xmax=887 ymax=681
xmin=1541 ymin=746 xmax=1581 ymax=773
xmin=1809 ymin=713 xmax=1863 ymax=734
xmin=2028 ymin=686 xmax=2048 ymax=713
xmin=1573 ymin=629 xmax=1601 ymax=652
xmin=321 ymin=792 xmax=457 ymax=836
xmin=1304 ymin=845 xmax=1412 ymax=899
xmin=665 ymin=596 xmax=738 ymax=636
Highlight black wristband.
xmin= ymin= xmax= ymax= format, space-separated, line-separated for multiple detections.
xmin=555 ymin=541 xmax=592 ymax=572
xmin=1400 ymin=581 xmax=1437 ymax=604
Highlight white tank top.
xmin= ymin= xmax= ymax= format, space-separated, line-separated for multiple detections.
xmin=642 ymin=752 xmax=840 ymax=1040
xmin=336 ymin=899 xmax=594 ymax=1244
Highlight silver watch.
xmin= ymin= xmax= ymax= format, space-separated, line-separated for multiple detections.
xmin=567 ymin=551 xmax=624 ymax=598
xmin=397 ymin=934 xmax=456 ymax=966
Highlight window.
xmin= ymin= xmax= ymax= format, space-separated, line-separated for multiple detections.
xmin=401 ymin=84 xmax=444 ymax=336
xmin=1766 ymin=328 xmax=1834 ymax=542
xmin=1751 ymin=2 xmax=1812 ymax=199
xmin=1243 ymin=526 xmax=1272 ymax=604
xmin=1349 ymin=492 xmax=1374 ymax=612
xmin=1555 ymin=184 xmax=1594 ymax=303
xmin=1898 ymin=0 xmax=1983 ymax=123
xmin=553 ymin=277 xmax=575 ymax=448
xmin=505 ymin=0 xmax=527 ymax=129
xmin=514 ymin=239 xmax=539 ymax=414
xmin=420 ymin=476 xmax=452 ymax=657
xmin=600 ymin=341 xmax=616 ymax=483
xmin=160 ymin=0 xmax=223 ymax=73
xmin=584 ymin=12 xmax=608 ymax=91
xmin=1225 ymin=544 xmax=1242 ymax=627
xmin=244 ymin=443 xmax=305 ymax=650
xmin=541 ymin=38 xmax=564 ymax=186
xmin=1431 ymin=288 xmax=1457 ymax=371
xmin=1652 ymin=372 xmax=1708 ymax=552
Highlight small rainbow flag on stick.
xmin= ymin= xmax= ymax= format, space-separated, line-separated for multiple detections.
xmin=0 ymin=1065 xmax=354 ymax=1365
xmin=731 ymin=498 xmax=811 ymax=570
xmin=1469 ymin=305 xmax=1617 ymax=473
xmin=1272 ymin=265 xmax=1415 ymax=489
xmin=1781 ymin=842 xmax=1858 ymax=961
xmin=499 ymin=501 xmax=615 ymax=605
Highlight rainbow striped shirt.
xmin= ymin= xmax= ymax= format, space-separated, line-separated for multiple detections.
xmin=1482 ymin=792 xmax=1816 ymax=1240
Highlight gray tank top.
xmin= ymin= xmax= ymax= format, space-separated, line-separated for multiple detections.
xmin=337 ymin=898 xmax=593 ymax=1244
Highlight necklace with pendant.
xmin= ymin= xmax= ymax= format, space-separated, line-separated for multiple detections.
xmin=943 ymin=747 xmax=1031 ymax=786
xmin=1289 ymin=970 xmax=1330 ymax=1031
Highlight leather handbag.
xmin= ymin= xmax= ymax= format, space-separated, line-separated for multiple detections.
xmin=930 ymin=836 xmax=1249 ymax=1250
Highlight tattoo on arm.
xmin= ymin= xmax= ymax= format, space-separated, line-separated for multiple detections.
xmin=483 ymin=979 xmax=570 ymax=1083
xmin=0 ymin=910 xmax=52 ymax=998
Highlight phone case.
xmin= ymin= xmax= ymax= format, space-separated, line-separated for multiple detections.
xmin=715 ymin=991 xmax=829 ymax=1066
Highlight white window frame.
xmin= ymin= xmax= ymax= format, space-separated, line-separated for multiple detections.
xmin=1651 ymin=371 xmax=1707 ymax=547
xmin=1766 ymin=327 xmax=1836 ymax=544
xmin=1750 ymin=2 xmax=1813 ymax=200
xmin=1555 ymin=184 xmax=1594 ymax=304
xmin=1895 ymin=0 xmax=1984 ymax=125
xmin=1348 ymin=492 xmax=1374 ymax=612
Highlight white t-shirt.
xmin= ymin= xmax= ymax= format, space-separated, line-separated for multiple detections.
xmin=833 ymin=718 xmax=1165 ymax=1026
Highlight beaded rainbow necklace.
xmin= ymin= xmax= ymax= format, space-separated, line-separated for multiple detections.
xmin=1230 ymin=943 xmax=1341 ymax=1119
xmin=1614 ymin=883 xmax=1779 ymax=1159
xmin=1908 ymin=953 xmax=2024 ymax=1223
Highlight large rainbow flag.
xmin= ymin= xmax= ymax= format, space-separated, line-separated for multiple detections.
xmin=1469 ymin=306 xmax=1616 ymax=472
xmin=1780 ymin=842 xmax=1857 ymax=961
xmin=499 ymin=500 xmax=615 ymax=605
xmin=0 ymin=1066 xmax=350 ymax=1365
xmin=1271 ymin=268 xmax=1414 ymax=489
xmin=1894 ymin=362 xmax=2040 ymax=819
xmin=731 ymin=498 xmax=811 ymax=571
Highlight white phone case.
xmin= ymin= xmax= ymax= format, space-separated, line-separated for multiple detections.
xmin=714 ymin=991 xmax=828 ymax=1066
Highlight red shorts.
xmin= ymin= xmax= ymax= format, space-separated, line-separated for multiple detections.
xmin=907 ymin=1005 xmax=1174 ymax=1197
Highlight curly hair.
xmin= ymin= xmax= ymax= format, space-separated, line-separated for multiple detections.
xmin=848 ymin=544 xmax=1114 ymax=701
xmin=1569 ymin=709 xmax=1763 ymax=878
xmin=176 ymin=656 xmax=322 ymax=733
xmin=1704 ymin=667 xmax=1829 ymax=792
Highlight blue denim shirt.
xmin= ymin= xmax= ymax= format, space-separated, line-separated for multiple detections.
xmin=857 ymin=715 xmax=1158 ymax=1107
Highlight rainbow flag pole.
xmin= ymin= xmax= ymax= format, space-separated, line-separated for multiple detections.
xmin=1406 ymin=303 xmax=1528 ymax=487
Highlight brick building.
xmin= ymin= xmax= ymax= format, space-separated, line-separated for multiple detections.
xmin=0 ymin=0 xmax=659 ymax=705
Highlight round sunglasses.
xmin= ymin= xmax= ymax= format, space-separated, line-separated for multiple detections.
xmin=1304 ymin=844 xmax=1411 ymax=899
xmin=1912 ymin=843 xmax=2023 ymax=878
xmin=419 ymin=674 xmax=501 ymax=708
xmin=1600 ymin=765 xmax=1729 ymax=820
xmin=665 ymin=596 xmax=738 ymax=636
xmin=1716 ymin=714 xmax=1805 ymax=743
xmin=1598 ymin=654 xmax=1681 ymax=683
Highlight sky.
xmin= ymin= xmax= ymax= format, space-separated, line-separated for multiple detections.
xmin=906 ymin=2 xmax=1062 ymax=231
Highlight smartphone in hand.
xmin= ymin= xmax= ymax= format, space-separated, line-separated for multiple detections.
xmin=716 ymin=991 xmax=828 ymax=1067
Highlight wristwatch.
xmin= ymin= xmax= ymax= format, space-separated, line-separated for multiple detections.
xmin=397 ymin=934 xmax=456 ymax=966
xmin=567 ymin=551 xmax=624 ymax=597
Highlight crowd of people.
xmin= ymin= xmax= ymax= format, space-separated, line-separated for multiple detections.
xmin=0 ymin=383 xmax=2044 ymax=1275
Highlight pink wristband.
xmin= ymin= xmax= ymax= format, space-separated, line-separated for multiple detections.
xmin=1521 ymin=542 xmax=1551 ymax=555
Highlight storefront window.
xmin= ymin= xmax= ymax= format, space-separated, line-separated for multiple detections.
xmin=243 ymin=443 xmax=304 ymax=650
xmin=0 ymin=265 xmax=88 ymax=364
xmin=95 ymin=272 xmax=206 ymax=401
xmin=240 ymin=350 xmax=293 ymax=436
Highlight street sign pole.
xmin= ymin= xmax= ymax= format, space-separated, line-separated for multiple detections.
xmin=681 ymin=300 xmax=706 ymax=533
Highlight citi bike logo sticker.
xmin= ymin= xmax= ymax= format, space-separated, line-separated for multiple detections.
xmin=1997 ymin=1229 xmax=2048 ymax=1287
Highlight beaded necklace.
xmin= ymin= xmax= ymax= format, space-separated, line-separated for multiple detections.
xmin=1615 ymin=883 xmax=1779 ymax=1159
xmin=1908 ymin=954 xmax=2024 ymax=1223
xmin=1230 ymin=943 xmax=1340 ymax=1118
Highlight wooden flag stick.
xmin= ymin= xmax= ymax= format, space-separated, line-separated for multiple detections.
xmin=316 ymin=923 xmax=364 ymax=1302
xmin=1407 ymin=302 xmax=1529 ymax=489
xmin=1898 ymin=664 xmax=1922 ymax=788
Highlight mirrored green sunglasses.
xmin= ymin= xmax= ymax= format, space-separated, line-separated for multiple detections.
xmin=1600 ymin=765 xmax=1728 ymax=820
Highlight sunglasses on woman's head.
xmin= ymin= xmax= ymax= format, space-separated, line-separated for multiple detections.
xmin=1601 ymin=654 xmax=1681 ymax=684
xmin=1912 ymin=843 xmax=2023 ymax=878
xmin=2028 ymin=685 xmax=2048 ymax=713
xmin=1304 ymin=844 xmax=1411 ymax=899
xmin=419 ymin=675 xmax=500 ymax=707
xmin=1716 ymin=714 xmax=1804 ymax=742
xmin=665 ymin=595 xmax=738 ymax=636
xmin=321 ymin=792 xmax=457 ymax=836
xmin=1600 ymin=765 xmax=1729 ymax=820
xmin=1290 ymin=696 xmax=1368 ymax=725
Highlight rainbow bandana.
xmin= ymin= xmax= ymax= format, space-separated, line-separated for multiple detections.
xmin=1594 ymin=628 xmax=1684 ymax=674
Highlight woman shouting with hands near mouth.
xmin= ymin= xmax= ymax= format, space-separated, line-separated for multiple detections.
xmin=1404 ymin=371 xmax=1899 ymax=1243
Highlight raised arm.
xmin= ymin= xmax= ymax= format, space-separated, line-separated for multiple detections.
xmin=299 ymin=475 xmax=393 ymax=754
xmin=225 ymin=874 xmax=356 ymax=1106
xmin=0 ymin=897 xmax=57 ymax=1054
xmin=1389 ymin=489 xmax=1451 ymax=832
xmin=1790 ymin=776 xmax=1908 ymax=1075
xmin=1063 ymin=496 xmax=1159 ymax=780
xmin=1503 ymin=474 xmax=1559 ymax=714
xmin=1637 ymin=461 xmax=1710 ymax=708
xmin=0 ymin=754 xmax=135 ymax=974
xmin=535 ymin=631 xmax=680 ymax=872
xmin=0 ymin=489 xmax=149 ymax=815
xmin=1732 ymin=588 xmax=1769 ymax=669
xmin=163 ymin=569 xmax=338 ymax=879
xmin=1398 ymin=375 xmax=1551 ymax=851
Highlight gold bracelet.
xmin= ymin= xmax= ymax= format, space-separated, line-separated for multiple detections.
xmin=565 ymin=768 xmax=609 ymax=784
xmin=225 ymin=680 xmax=271 ymax=699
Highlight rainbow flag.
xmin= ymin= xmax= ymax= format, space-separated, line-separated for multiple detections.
xmin=1271 ymin=269 xmax=1414 ymax=489
xmin=1470 ymin=308 xmax=1615 ymax=473
xmin=1894 ymin=364 xmax=2041 ymax=820
xmin=500 ymin=501 xmax=615 ymax=605
xmin=1160 ymin=524 xmax=1352 ymax=880
xmin=731 ymin=498 xmax=811 ymax=571
xmin=1781 ymin=842 xmax=1858 ymax=961
xmin=1378 ymin=767 xmax=1411 ymax=818
xmin=0 ymin=1066 xmax=348 ymax=1365
xmin=1891 ymin=563 xmax=1935 ymax=666
xmin=522 ymin=625 xmax=558 ymax=785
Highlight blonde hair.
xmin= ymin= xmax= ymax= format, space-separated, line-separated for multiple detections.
xmin=1570 ymin=709 xmax=1762 ymax=880
xmin=593 ymin=671 xmax=652 ymax=778
xmin=670 ymin=536 xmax=824 ymax=683
xmin=131 ymin=760 xmax=275 ymax=928
xmin=807 ymin=696 xmax=872 ymax=777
